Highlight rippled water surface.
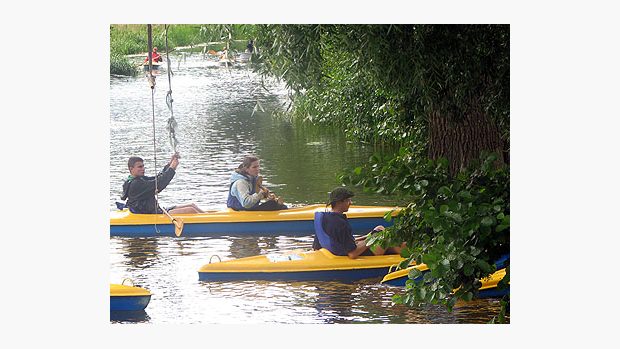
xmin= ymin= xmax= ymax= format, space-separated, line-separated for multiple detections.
xmin=110 ymin=54 xmax=506 ymax=324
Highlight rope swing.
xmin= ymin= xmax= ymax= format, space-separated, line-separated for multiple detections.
xmin=164 ymin=24 xmax=179 ymax=155
xmin=146 ymin=24 xmax=184 ymax=237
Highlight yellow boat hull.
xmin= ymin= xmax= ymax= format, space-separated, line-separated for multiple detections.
xmin=110 ymin=204 xmax=400 ymax=237
xmin=198 ymin=248 xmax=404 ymax=282
xmin=381 ymin=264 xmax=509 ymax=298
xmin=110 ymin=284 xmax=151 ymax=311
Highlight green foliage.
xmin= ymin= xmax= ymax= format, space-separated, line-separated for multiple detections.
xmin=252 ymin=25 xmax=509 ymax=147
xmin=345 ymin=151 xmax=509 ymax=311
xmin=252 ymin=25 xmax=510 ymax=318
xmin=489 ymin=294 xmax=510 ymax=324
xmin=109 ymin=24 xmax=256 ymax=56
xmin=110 ymin=53 xmax=137 ymax=76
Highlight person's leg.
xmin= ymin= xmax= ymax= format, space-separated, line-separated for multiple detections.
xmin=169 ymin=204 xmax=202 ymax=214
xmin=359 ymin=248 xmax=375 ymax=256
xmin=371 ymin=245 xmax=387 ymax=256
xmin=247 ymin=200 xmax=287 ymax=211
xmin=188 ymin=203 xmax=204 ymax=213
xmin=383 ymin=242 xmax=407 ymax=255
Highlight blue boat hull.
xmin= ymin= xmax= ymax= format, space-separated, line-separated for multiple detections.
xmin=383 ymin=254 xmax=510 ymax=299
xmin=110 ymin=295 xmax=151 ymax=311
xmin=382 ymin=276 xmax=509 ymax=297
xmin=111 ymin=217 xmax=390 ymax=237
xmin=199 ymin=266 xmax=393 ymax=282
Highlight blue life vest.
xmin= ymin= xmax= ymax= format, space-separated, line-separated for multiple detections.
xmin=226 ymin=175 xmax=259 ymax=210
xmin=314 ymin=212 xmax=334 ymax=251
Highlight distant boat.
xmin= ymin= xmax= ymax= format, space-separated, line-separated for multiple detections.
xmin=236 ymin=52 xmax=252 ymax=63
xmin=218 ymin=58 xmax=235 ymax=67
xmin=142 ymin=62 xmax=162 ymax=71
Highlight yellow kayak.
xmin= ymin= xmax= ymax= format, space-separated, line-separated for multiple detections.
xmin=111 ymin=204 xmax=400 ymax=237
xmin=198 ymin=248 xmax=404 ymax=282
xmin=110 ymin=283 xmax=151 ymax=311
xmin=381 ymin=264 xmax=509 ymax=298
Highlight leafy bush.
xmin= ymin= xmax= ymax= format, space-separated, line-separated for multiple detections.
xmin=344 ymin=150 xmax=509 ymax=311
xmin=110 ymin=53 xmax=137 ymax=76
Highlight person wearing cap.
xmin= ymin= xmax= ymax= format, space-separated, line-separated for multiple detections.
xmin=144 ymin=47 xmax=163 ymax=63
xmin=312 ymin=187 xmax=402 ymax=258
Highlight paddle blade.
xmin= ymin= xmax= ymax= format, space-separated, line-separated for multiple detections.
xmin=173 ymin=218 xmax=184 ymax=237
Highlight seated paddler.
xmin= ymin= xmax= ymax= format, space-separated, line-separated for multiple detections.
xmin=312 ymin=187 xmax=404 ymax=259
xmin=121 ymin=154 xmax=204 ymax=214
xmin=227 ymin=155 xmax=288 ymax=211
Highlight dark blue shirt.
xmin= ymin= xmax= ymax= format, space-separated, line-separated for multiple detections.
xmin=312 ymin=212 xmax=357 ymax=256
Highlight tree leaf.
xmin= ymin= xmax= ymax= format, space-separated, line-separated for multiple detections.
xmin=481 ymin=216 xmax=495 ymax=226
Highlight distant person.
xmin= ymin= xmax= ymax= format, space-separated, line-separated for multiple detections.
xmin=227 ymin=156 xmax=288 ymax=211
xmin=143 ymin=46 xmax=162 ymax=63
xmin=246 ymin=40 xmax=254 ymax=53
xmin=121 ymin=154 xmax=204 ymax=214
xmin=312 ymin=187 xmax=405 ymax=258
xmin=219 ymin=47 xmax=228 ymax=59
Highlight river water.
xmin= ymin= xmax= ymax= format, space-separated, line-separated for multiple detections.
xmin=109 ymin=53 xmax=506 ymax=324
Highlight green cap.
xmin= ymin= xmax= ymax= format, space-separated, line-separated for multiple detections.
xmin=328 ymin=187 xmax=355 ymax=206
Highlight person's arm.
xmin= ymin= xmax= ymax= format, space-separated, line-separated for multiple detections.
xmin=153 ymin=165 xmax=175 ymax=192
xmin=354 ymin=225 xmax=385 ymax=241
xmin=234 ymin=180 xmax=266 ymax=208
xmin=153 ymin=154 xmax=179 ymax=192
xmin=329 ymin=218 xmax=368 ymax=259
xmin=347 ymin=240 xmax=370 ymax=259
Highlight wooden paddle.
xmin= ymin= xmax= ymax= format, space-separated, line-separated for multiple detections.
xmin=161 ymin=208 xmax=184 ymax=237
xmin=255 ymin=176 xmax=284 ymax=205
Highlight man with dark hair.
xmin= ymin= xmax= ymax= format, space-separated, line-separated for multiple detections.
xmin=312 ymin=187 xmax=404 ymax=258
xmin=121 ymin=153 xmax=204 ymax=214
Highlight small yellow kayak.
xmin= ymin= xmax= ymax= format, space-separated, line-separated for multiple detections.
xmin=110 ymin=283 xmax=151 ymax=311
xmin=198 ymin=248 xmax=404 ymax=282
xmin=111 ymin=204 xmax=400 ymax=237
xmin=381 ymin=264 xmax=509 ymax=298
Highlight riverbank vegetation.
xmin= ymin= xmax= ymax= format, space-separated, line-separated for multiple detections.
xmin=109 ymin=24 xmax=257 ymax=75
xmin=252 ymin=24 xmax=510 ymax=320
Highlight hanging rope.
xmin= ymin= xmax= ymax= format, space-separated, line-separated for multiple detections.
xmin=145 ymin=24 xmax=184 ymax=237
xmin=146 ymin=24 xmax=162 ymax=234
xmin=164 ymin=24 xmax=179 ymax=155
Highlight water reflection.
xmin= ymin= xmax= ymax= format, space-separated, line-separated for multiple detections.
xmin=110 ymin=310 xmax=150 ymax=323
xmin=117 ymin=237 xmax=160 ymax=270
xmin=110 ymin=235 xmax=506 ymax=324
xmin=110 ymin=53 xmax=410 ymax=211
xmin=228 ymin=236 xmax=280 ymax=259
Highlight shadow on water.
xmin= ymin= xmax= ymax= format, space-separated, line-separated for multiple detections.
xmin=117 ymin=237 xmax=161 ymax=270
xmin=228 ymin=236 xmax=279 ymax=259
xmin=110 ymin=310 xmax=150 ymax=323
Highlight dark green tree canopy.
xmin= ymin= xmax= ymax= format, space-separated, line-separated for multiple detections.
xmin=253 ymin=24 xmax=510 ymax=317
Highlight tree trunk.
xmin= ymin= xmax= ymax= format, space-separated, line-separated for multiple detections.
xmin=428 ymin=105 xmax=504 ymax=176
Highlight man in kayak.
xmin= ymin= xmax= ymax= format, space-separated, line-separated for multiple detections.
xmin=143 ymin=46 xmax=163 ymax=63
xmin=312 ymin=187 xmax=404 ymax=258
xmin=227 ymin=155 xmax=288 ymax=211
xmin=121 ymin=154 xmax=204 ymax=214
